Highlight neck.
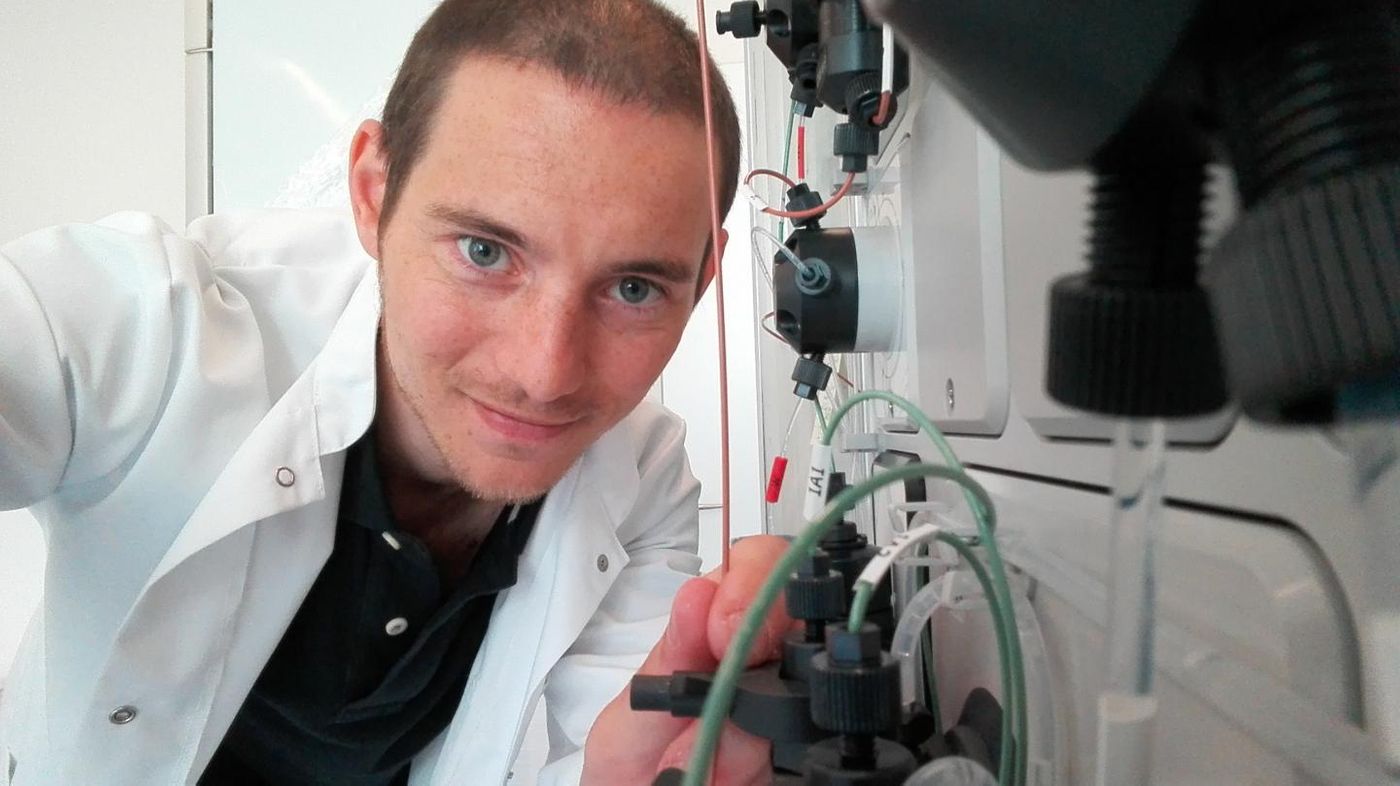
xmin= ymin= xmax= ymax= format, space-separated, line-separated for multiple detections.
xmin=374 ymin=346 xmax=503 ymax=577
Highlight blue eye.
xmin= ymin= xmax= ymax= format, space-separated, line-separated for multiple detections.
xmin=615 ymin=277 xmax=660 ymax=306
xmin=457 ymin=236 xmax=508 ymax=270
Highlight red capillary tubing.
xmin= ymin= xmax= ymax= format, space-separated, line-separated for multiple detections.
xmin=796 ymin=120 xmax=806 ymax=181
xmin=694 ymin=0 xmax=733 ymax=574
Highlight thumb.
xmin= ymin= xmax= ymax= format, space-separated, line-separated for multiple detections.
xmin=581 ymin=577 xmax=722 ymax=785
xmin=646 ymin=576 xmax=722 ymax=674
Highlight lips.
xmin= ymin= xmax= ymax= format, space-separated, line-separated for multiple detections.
xmin=469 ymin=397 xmax=579 ymax=443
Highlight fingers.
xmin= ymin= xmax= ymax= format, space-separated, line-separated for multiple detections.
xmin=645 ymin=576 xmax=722 ymax=674
xmin=656 ymin=720 xmax=771 ymax=786
xmin=582 ymin=578 xmax=722 ymax=785
xmin=707 ymin=535 xmax=795 ymax=667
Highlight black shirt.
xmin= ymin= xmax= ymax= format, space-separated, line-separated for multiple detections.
xmin=200 ymin=430 xmax=540 ymax=786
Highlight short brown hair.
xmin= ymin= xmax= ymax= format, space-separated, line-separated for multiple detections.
xmin=380 ymin=0 xmax=743 ymax=230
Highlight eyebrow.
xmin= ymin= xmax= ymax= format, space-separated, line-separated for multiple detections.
xmin=607 ymin=258 xmax=696 ymax=285
xmin=426 ymin=204 xmax=530 ymax=251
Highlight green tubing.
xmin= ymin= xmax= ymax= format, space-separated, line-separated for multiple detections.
xmin=823 ymin=390 xmax=990 ymax=531
xmin=682 ymin=464 xmax=994 ymax=786
xmin=823 ymin=389 xmax=1028 ymax=786
xmin=935 ymin=530 xmax=1018 ymax=785
xmin=847 ymin=580 xmax=875 ymax=633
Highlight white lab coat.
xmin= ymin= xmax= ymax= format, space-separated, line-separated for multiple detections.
xmin=0 ymin=209 xmax=702 ymax=785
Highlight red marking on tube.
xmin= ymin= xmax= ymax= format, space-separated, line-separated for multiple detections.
xmin=797 ymin=125 xmax=806 ymax=180
xmin=766 ymin=456 xmax=790 ymax=503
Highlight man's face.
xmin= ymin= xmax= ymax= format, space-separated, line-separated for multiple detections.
xmin=349 ymin=57 xmax=719 ymax=502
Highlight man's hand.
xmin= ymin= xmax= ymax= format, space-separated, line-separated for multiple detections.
xmin=582 ymin=536 xmax=794 ymax=785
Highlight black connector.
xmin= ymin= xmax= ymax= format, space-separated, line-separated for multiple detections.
xmin=715 ymin=1 xmax=764 ymax=38
xmin=791 ymin=354 xmax=834 ymax=400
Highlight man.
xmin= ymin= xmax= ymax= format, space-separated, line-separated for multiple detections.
xmin=0 ymin=1 xmax=791 ymax=783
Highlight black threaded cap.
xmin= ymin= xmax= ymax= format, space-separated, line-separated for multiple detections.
xmin=1207 ymin=6 xmax=1400 ymax=422
xmin=1046 ymin=131 xmax=1228 ymax=417
xmin=845 ymin=72 xmax=884 ymax=126
xmin=834 ymin=123 xmax=879 ymax=173
xmin=1046 ymin=275 xmax=1228 ymax=416
xmin=787 ymin=550 xmax=847 ymax=623
xmin=1206 ymin=165 xmax=1400 ymax=423
xmin=809 ymin=623 xmax=900 ymax=735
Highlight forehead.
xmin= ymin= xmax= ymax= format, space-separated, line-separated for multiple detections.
xmin=404 ymin=56 xmax=715 ymax=257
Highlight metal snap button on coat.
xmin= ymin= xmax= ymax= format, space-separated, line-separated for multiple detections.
xmin=385 ymin=617 xmax=409 ymax=636
xmin=275 ymin=466 xmax=296 ymax=487
xmin=596 ymin=554 xmax=609 ymax=572
xmin=109 ymin=705 xmax=137 ymax=725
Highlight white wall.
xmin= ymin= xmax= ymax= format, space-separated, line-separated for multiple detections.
xmin=0 ymin=0 xmax=192 ymax=677
xmin=0 ymin=0 xmax=189 ymax=240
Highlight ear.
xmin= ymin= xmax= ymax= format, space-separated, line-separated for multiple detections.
xmin=694 ymin=228 xmax=727 ymax=303
xmin=348 ymin=119 xmax=390 ymax=260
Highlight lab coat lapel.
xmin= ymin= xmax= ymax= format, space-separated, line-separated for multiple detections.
xmin=144 ymin=268 xmax=379 ymax=586
xmin=78 ymin=270 xmax=381 ymax=782
xmin=420 ymin=425 xmax=641 ymax=785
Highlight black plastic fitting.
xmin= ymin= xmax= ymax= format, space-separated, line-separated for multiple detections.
xmin=715 ymin=1 xmax=764 ymax=38
xmin=787 ymin=549 xmax=849 ymax=641
xmin=1206 ymin=1 xmax=1400 ymax=422
xmin=791 ymin=354 xmax=834 ymax=400
xmin=809 ymin=623 xmax=901 ymax=736
xmin=834 ymin=123 xmax=880 ymax=173
xmin=1045 ymin=116 xmax=1228 ymax=417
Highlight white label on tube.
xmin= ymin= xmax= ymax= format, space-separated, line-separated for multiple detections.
xmin=856 ymin=522 xmax=943 ymax=588
xmin=803 ymin=444 xmax=833 ymax=520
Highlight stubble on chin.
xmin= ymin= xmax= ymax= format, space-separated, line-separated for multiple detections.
xmin=380 ymin=332 xmax=557 ymax=505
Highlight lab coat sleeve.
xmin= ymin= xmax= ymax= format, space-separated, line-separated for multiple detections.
xmin=0 ymin=214 xmax=193 ymax=510
xmin=536 ymin=409 xmax=703 ymax=785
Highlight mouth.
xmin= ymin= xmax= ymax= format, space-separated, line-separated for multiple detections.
xmin=468 ymin=397 xmax=580 ymax=444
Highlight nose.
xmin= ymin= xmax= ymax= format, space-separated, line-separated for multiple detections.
xmin=507 ymin=291 xmax=590 ymax=405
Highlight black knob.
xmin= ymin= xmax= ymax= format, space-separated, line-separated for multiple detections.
xmin=787 ymin=549 xmax=847 ymax=638
xmin=1206 ymin=4 xmax=1400 ymax=423
xmin=1045 ymin=118 xmax=1227 ymax=418
xmin=716 ymin=1 xmax=764 ymax=38
xmin=809 ymin=622 xmax=901 ymax=736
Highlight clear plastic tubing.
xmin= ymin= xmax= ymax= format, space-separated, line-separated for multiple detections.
xmin=1095 ymin=418 xmax=1167 ymax=786
xmin=891 ymin=579 xmax=945 ymax=706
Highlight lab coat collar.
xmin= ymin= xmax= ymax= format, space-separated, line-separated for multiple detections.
xmin=311 ymin=265 xmax=381 ymax=456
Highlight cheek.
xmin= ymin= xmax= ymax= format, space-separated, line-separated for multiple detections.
xmin=383 ymin=265 xmax=487 ymax=388
xmin=596 ymin=320 xmax=689 ymax=401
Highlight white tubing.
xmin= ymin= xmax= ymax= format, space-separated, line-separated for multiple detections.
xmin=890 ymin=579 xmax=946 ymax=706
xmin=880 ymin=24 xmax=895 ymax=97
xmin=1095 ymin=693 xmax=1158 ymax=786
